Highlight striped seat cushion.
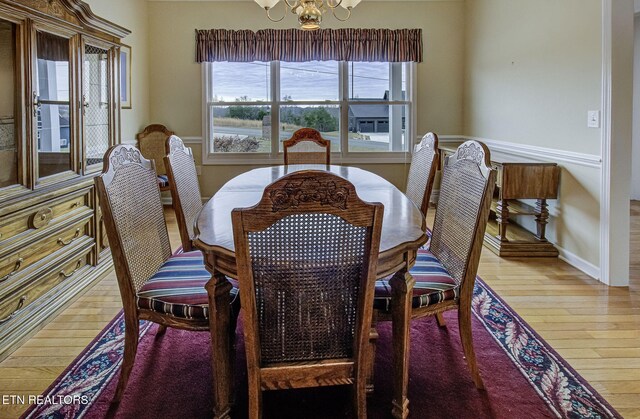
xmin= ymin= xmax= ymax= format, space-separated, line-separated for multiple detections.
xmin=374 ymin=248 xmax=458 ymax=311
xmin=157 ymin=174 xmax=169 ymax=188
xmin=137 ymin=251 xmax=238 ymax=320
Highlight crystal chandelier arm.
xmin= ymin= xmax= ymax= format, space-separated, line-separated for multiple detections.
xmin=265 ymin=1 xmax=288 ymax=22
xmin=331 ymin=5 xmax=352 ymax=21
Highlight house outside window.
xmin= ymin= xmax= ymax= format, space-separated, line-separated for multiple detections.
xmin=202 ymin=60 xmax=416 ymax=164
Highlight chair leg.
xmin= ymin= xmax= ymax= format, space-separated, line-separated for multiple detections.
xmin=205 ymin=270 xmax=234 ymax=419
xmin=156 ymin=324 xmax=167 ymax=337
xmin=247 ymin=377 xmax=262 ymax=419
xmin=435 ymin=312 xmax=447 ymax=327
xmin=229 ymin=304 xmax=240 ymax=405
xmin=113 ymin=316 xmax=140 ymax=403
xmin=458 ymin=306 xmax=484 ymax=390
xmin=366 ymin=313 xmax=379 ymax=395
xmin=389 ymin=269 xmax=415 ymax=419
xmin=354 ymin=366 xmax=368 ymax=419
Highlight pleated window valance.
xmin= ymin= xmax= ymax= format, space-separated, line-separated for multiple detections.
xmin=195 ymin=28 xmax=423 ymax=63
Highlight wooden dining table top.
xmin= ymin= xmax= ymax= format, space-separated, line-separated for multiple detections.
xmin=194 ymin=165 xmax=428 ymax=277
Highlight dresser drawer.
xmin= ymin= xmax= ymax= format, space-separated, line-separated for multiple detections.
xmin=0 ymin=217 xmax=92 ymax=281
xmin=0 ymin=246 xmax=92 ymax=325
xmin=0 ymin=188 xmax=91 ymax=247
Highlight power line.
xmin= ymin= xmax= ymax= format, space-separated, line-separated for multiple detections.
xmin=218 ymin=61 xmax=390 ymax=82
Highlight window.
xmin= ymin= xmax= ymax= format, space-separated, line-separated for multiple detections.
xmin=203 ymin=60 xmax=415 ymax=163
xmin=36 ymin=31 xmax=72 ymax=179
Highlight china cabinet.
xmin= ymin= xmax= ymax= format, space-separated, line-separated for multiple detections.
xmin=0 ymin=0 xmax=129 ymax=361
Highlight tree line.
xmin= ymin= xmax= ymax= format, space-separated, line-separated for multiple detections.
xmin=220 ymin=105 xmax=339 ymax=133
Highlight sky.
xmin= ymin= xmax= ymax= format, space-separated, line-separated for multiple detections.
xmin=212 ymin=61 xmax=405 ymax=102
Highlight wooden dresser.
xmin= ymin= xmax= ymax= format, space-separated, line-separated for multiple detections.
xmin=0 ymin=0 xmax=128 ymax=361
xmin=439 ymin=141 xmax=560 ymax=257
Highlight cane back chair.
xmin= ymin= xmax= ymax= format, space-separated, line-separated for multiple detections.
xmin=95 ymin=144 xmax=239 ymax=404
xmin=282 ymin=128 xmax=331 ymax=165
xmin=373 ymin=140 xmax=496 ymax=416
xmin=232 ymin=170 xmax=384 ymax=418
xmin=136 ymin=124 xmax=174 ymax=191
xmin=405 ymin=132 xmax=439 ymax=217
xmin=164 ymin=135 xmax=202 ymax=252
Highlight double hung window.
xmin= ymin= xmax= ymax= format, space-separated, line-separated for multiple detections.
xmin=203 ymin=60 xmax=415 ymax=164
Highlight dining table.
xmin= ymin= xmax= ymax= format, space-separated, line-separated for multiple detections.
xmin=193 ymin=164 xmax=428 ymax=419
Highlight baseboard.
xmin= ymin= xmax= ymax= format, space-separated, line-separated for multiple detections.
xmin=556 ymin=246 xmax=600 ymax=280
xmin=429 ymin=189 xmax=439 ymax=205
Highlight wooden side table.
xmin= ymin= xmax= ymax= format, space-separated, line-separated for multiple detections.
xmin=439 ymin=142 xmax=560 ymax=257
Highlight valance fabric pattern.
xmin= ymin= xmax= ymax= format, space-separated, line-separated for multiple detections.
xmin=195 ymin=28 xmax=423 ymax=63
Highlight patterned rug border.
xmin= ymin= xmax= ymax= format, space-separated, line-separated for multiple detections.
xmin=21 ymin=313 xmax=154 ymax=419
xmin=472 ymin=280 xmax=620 ymax=419
xmin=22 ymin=277 xmax=620 ymax=419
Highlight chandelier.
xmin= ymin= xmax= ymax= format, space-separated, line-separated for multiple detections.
xmin=254 ymin=0 xmax=362 ymax=31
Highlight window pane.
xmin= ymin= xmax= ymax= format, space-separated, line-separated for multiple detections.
xmin=36 ymin=33 xmax=69 ymax=102
xmin=279 ymin=105 xmax=340 ymax=152
xmin=37 ymin=104 xmax=72 ymax=176
xmin=348 ymin=104 xmax=408 ymax=152
xmin=0 ymin=19 xmax=17 ymax=188
xmin=36 ymin=31 xmax=72 ymax=178
xmin=348 ymin=62 xmax=407 ymax=101
xmin=349 ymin=62 xmax=388 ymax=100
xmin=281 ymin=61 xmax=339 ymax=101
xmin=84 ymin=45 xmax=110 ymax=167
xmin=210 ymin=105 xmax=271 ymax=153
xmin=212 ymin=62 xmax=270 ymax=102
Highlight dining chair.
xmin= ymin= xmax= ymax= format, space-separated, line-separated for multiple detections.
xmin=95 ymin=144 xmax=239 ymax=405
xmin=164 ymin=135 xmax=202 ymax=252
xmin=373 ymin=140 xmax=496 ymax=417
xmin=405 ymin=132 xmax=439 ymax=217
xmin=136 ymin=124 xmax=175 ymax=191
xmin=282 ymin=128 xmax=331 ymax=165
xmin=231 ymin=170 xmax=384 ymax=418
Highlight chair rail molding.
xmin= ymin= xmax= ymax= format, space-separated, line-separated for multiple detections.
xmin=437 ymin=136 xmax=602 ymax=168
xmin=182 ymin=137 xmax=203 ymax=145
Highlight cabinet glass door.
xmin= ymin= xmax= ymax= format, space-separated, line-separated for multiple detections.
xmin=36 ymin=31 xmax=72 ymax=179
xmin=0 ymin=19 xmax=17 ymax=189
xmin=83 ymin=44 xmax=110 ymax=170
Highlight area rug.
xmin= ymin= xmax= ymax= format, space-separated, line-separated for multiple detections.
xmin=23 ymin=278 xmax=619 ymax=419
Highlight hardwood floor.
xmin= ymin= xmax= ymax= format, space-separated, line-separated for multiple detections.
xmin=0 ymin=205 xmax=638 ymax=418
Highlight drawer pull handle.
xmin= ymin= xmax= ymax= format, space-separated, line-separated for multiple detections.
xmin=57 ymin=228 xmax=81 ymax=246
xmin=32 ymin=207 xmax=53 ymax=229
xmin=60 ymin=260 xmax=82 ymax=278
xmin=0 ymin=296 xmax=27 ymax=325
xmin=0 ymin=258 xmax=24 ymax=283
xmin=71 ymin=202 xmax=79 ymax=209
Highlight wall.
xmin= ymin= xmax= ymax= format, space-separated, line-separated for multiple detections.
xmin=464 ymin=0 xmax=604 ymax=269
xmin=84 ymin=0 xmax=150 ymax=144
xmin=147 ymin=0 xmax=466 ymax=195
xmin=633 ymin=15 xmax=640 ymax=200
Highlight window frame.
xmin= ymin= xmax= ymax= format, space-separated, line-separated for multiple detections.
xmin=202 ymin=61 xmax=417 ymax=165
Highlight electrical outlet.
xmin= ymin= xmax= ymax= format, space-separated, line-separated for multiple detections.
xmin=588 ymin=110 xmax=600 ymax=128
